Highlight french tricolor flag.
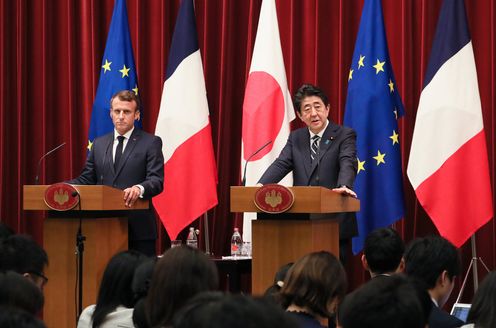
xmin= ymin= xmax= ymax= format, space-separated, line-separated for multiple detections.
xmin=407 ymin=0 xmax=493 ymax=247
xmin=153 ymin=0 xmax=218 ymax=240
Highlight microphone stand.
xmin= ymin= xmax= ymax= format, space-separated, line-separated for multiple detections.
xmin=74 ymin=192 xmax=85 ymax=323
xmin=242 ymin=140 xmax=272 ymax=186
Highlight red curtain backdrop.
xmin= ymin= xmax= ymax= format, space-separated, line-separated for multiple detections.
xmin=1 ymin=0 xmax=495 ymax=296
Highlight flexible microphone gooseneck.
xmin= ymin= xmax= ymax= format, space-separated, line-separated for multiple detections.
xmin=100 ymin=140 xmax=112 ymax=184
xmin=242 ymin=140 xmax=272 ymax=186
xmin=35 ymin=142 xmax=66 ymax=184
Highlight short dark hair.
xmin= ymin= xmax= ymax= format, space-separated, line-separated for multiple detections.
xmin=145 ymin=245 xmax=219 ymax=327
xmin=92 ymin=250 xmax=146 ymax=328
xmin=404 ymin=235 xmax=460 ymax=289
xmin=0 ymin=222 xmax=14 ymax=241
xmin=0 ymin=235 xmax=48 ymax=275
xmin=338 ymin=275 xmax=425 ymax=328
xmin=0 ymin=271 xmax=44 ymax=315
xmin=110 ymin=90 xmax=141 ymax=112
xmin=293 ymin=84 xmax=329 ymax=113
xmin=173 ymin=292 xmax=299 ymax=328
xmin=0 ymin=307 xmax=46 ymax=328
xmin=466 ymin=271 xmax=496 ymax=327
xmin=364 ymin=228 xmax=405 ymax=274
xmin=279 ymin=251 xmax=346 ymax=318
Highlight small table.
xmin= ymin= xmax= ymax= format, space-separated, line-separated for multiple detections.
xmin=211 ymin=256 xmax=252 ymax=293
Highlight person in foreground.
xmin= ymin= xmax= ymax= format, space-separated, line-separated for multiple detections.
xmin=279 ymin=251 xmax=347 ymax=328
xmin=69 ymin=90 xmax=164 ymax=256
xmin=258 ymin=84 xmax=358 ymax=249
xmin=338 ymin=274 xmax=427 ymax=328
xmin=461 ymin=271 xmax=496 ymax=328
xmin=77 ymin=250 xmax=146 ymax=328
xmin=404 ymin=235 xmax=462 ymax=328
xmin=362 ymin=227 xmax=405 ymax=278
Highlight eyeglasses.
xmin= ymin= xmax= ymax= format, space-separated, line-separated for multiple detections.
xmin=27 ymin=271 xmax=48 ymax=286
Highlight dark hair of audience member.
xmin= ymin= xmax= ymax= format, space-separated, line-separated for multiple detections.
xmin=0 ymin=234 xmax=48 ymax=275
xmin=145 ymin=245 xmax=219 ymax=328
xmin=0 ymin=306 xmax=46 ymax=328
xmin=466 ymin=271 xmax=496 ymax=327
xmin=293 ymin=84 xmax=330 ymax=113
xmin=0 ymin=271 xmax=44 ymax=315
xmin=131 ymin=257 xmax=157 ymax=328
xmin=363 ymin=227 xmax=404 ymax=274
xmin=0 ymin=222 xmax=14 ymax=240
xmin=263 ymin=262 xmax=293 ymax=303
xmin=91 ymin=250 xmax=146 ymax=328
xmin=338 ymin=275 xmax=425 ymax=328
xmin=403 ymin=235 xmax=460 ymax=289
xmin=173 ymin=292 xmax=299 ymax=328
xmin=279 ymin=251 xmax=347 ymax=318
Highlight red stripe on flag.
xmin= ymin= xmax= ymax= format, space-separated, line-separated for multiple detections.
xmin=153 ymin=124 xmax=218 ymax=240
xmin=415 ymin=131 xmax=493 ymax=247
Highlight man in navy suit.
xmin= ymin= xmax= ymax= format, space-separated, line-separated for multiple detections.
xmin=70 ymin=90 xmax=164 ymax=256
xmin=258 ymin=84 xmax=358 ymax=251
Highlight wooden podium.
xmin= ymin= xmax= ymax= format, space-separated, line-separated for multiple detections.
xmin=23 ymin=185 xmax=149 ymax=328
xmin=230 ymin=186 xmax=359 ymax=295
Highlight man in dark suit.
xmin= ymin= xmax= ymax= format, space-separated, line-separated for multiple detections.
xmin=404 ymin=235 xmax=463 ymax=328
xmin=70 ymin=90 xmax=164 ymax=256
xmin=258 ymin=84 xmax=358 ymax=246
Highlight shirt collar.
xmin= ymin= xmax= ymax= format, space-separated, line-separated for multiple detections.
xmin=114 ymin=126 xmax=134 ymax=140
xmin=309 ymin=120 xmax=329 ymax=139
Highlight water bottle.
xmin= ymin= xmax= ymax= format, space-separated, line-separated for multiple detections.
xmin=186 ymin=227 xmax=198 ymax=248
xmin=230 ymin=228 xmax=243 ymax=256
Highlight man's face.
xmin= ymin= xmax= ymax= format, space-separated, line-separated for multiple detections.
xmin=297 ymin=95 xmax=330 ymax=134
xmin=110 ymin=98 xmax=140 ymax=135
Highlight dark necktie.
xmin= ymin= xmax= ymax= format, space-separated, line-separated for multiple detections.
xmin=114 ymin=136 xmax=125 ymax=170
xmin=311 ymin=135 xmax=320 ymax=162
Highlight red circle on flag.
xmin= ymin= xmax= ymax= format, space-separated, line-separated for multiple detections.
xmin=242 ymin=71 xmax=285 ymax=161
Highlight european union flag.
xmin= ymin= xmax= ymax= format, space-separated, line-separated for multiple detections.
xmin=344 ymin=0 xmax=405 ymax=254
xmin=87 ymin=0 xmax=140 ymax=151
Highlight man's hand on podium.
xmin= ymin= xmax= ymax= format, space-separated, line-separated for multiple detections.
xmin=332 ymin=186 xmax=357 ymax=198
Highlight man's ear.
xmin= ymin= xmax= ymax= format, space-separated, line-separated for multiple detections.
xmin=135 ymin=110 xmax=141 ymax=121
xmin=361 ymin=254 xmax=370 ymax=271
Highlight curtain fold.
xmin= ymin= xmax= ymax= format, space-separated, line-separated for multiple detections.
xmin=1 ymin=0 xmax=494 ymax=293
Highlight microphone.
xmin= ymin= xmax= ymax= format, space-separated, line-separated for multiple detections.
xmin=35 ymin=142 xmax=66 ymax=185
xmin=242 ymin=140 xmax=272 ymax=186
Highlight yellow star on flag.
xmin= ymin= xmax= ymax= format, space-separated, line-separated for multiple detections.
xmin=87 ymin=139 xmax=93 ymax=151
xmin=119 ymin=65 xmax=130 ymax=78
xmin=373 ymin=59 xmax=385 ymax=74
xmin=388 ymin=79 xmax=394 ymax=92
xmin=358 ymin=55 xmax=365 ymax=69
xmin=389 ymin=130 xmax=399 ymax=145
xmin=373 ymin=150 xmax=386 ymax=165
xmin=349 ymin=69 xmax=354 ymax=81
xmin=132 ymin=85 xmax=138 ymax=95
xmin=393 ymin=108 xmax=398 ymax=119
xmin=102 ymin=59 xmax=112 ymax=73
xmin=357 ymin=158 xmax=366 ymax=174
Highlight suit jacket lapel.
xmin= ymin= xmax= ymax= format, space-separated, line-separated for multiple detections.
xmin=309 ymin=123 xmax=337 ymax=176
xmin=114 ymin=129 xmax=140 ymax=179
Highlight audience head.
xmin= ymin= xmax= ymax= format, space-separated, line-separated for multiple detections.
xmin=279 ymin=251 xmax=347 ymax=319
xmin=0 ymin=222 xmax=14 ymax=240
xmin=145 ymin=245 xmax=219 ymax=328
xmin=0 ymin=235 xmax=48 ymax=290
xmin=362 ymin=227 xmax=405 ymax=277
xmin=173 ymin=292 xmax=299 ymax=328
xmin=0 ymin=307 xmax=46 ymax=328
xmin=263 ymin=262 xmax=293 ymax=302
xmin=404 ymin=235 xmax=460 ymax=307
xmin=92 ymin=250 xmax=146 ymax=328
xmin=338 ymin=274 xmax=425 ymax=328
xmin=131 ymin=257 xmax=157 ymax=328
xmin=466 ymin=271 xmax=496 ymax=327
xmin=0 ymin=271 xmax=44 ymax=315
